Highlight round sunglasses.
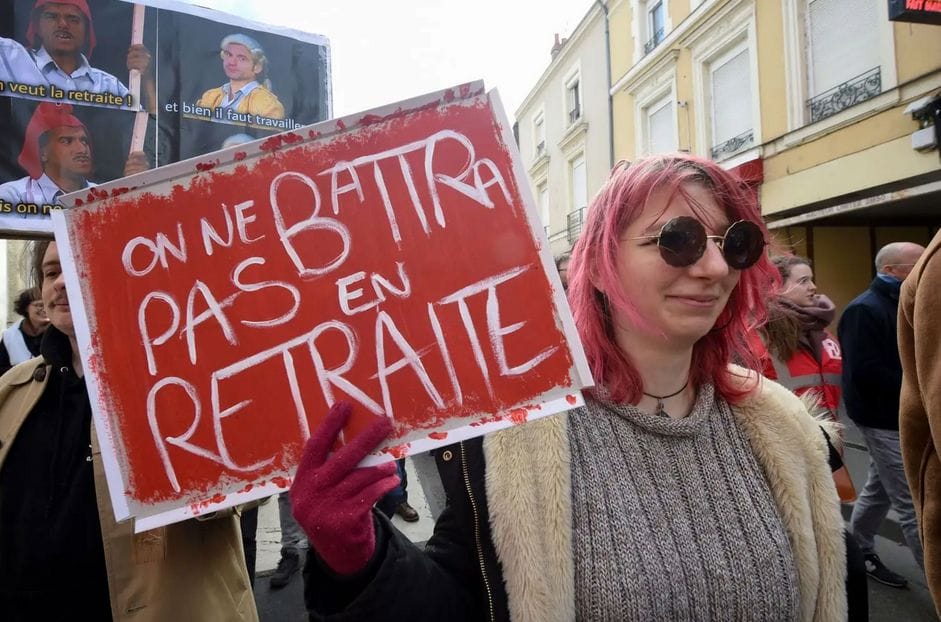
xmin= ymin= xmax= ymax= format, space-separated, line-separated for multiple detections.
xmin=628 ymin=216 xmax=766 ymax=269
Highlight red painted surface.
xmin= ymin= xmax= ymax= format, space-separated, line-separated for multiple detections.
xmin=385 ymin=444 xmax=411 ymax=459
xmin=64 ymin=95 xmax=577 ymax=516
xmin=428 ymin=431 xmax=448 ymax=440
xmin=234 ymin=152 xmax=247 ymax=162
xmin=507 ymin=408 xmax=528 ymax=425
xmin=270 ymin=476 xmax=291 ymax=489
xmin=565 ymin=394 xmax=577 ymax=405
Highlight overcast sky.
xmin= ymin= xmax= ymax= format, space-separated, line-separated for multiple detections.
xmin=182 ymin=0 xmax=595 ymax=120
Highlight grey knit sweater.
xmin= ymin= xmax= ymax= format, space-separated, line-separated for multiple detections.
xmin=568 ymin=384 xmax=800 ymax=621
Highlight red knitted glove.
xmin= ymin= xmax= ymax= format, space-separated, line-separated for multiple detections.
xmin=290 ymin=401 xmax=400 ymax=575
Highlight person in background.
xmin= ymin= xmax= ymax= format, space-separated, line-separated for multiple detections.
xmin=0 ymin=288 xmax=49 ymax=376
xmin=289 ymin=154 xmax=847 ymax=621
xmin=0 ymin=240 xmax=257 ymax=621
xmin=377 ymin=459 xmax=420 ymax=523
xmin=840 ymin=241 xmax=926 ymax=588
xmin=752 ymin=254 xmax=867 ymax=620
xmin=898 ymin=230 xmax=941 ymax=615
xmin=555 ymin=252 xmax=571 ymax=291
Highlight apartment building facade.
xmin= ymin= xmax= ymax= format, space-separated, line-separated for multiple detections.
xmin=516 ymin=3 xmax=613 ymax=258
xmin=605 ymin=0 xmax=941 ymax=313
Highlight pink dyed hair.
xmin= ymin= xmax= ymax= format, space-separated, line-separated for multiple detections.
xmin=567 ymin=153 xmax=776 ymax=405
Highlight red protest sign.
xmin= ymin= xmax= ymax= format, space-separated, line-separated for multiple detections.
xmin=54 ymin=83 xmax=591 ymax=530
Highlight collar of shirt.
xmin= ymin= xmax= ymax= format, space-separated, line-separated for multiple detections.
xmin=34 ymin=173 xmax=90 ymax=203
xmin=34 ymin=46 xmax=92 ymax=79
xmin=223 ymin=80 xmax=260 ymax=104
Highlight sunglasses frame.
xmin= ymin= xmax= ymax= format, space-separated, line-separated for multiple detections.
xmin=627 ymin=216 xmax=766 ymax=269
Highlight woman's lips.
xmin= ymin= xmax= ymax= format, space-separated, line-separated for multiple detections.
xmin=668 ymin=295 xmax=719 ymax=308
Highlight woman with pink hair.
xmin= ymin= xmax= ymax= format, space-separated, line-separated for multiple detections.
xmin=290 ymin=154 xmax=848 ymax=621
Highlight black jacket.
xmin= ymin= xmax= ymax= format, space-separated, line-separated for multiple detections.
xmin=303 ymin=438 xmax=508 ymax=621
xmin=838 ymin=277 xmax=903 ymax=430
xmin=0 ymin=327 xmax=110 ymax=618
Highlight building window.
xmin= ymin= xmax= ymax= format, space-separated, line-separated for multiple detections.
xmin=566 ymin=75 xmax=582 ymax=125
xmin=645 ymin=97 xmax=675 ymax=155
xmin=805 ymin=0 xmax=881 ymax=123
xmin=710 ymin=47 xmax=754 ymax=160
xmin=537 ymin=181 xmax=549 ymax=233
xmin=644 ymin=1 xmax=666 ymax=55
xmin=533 ymin=113 xmax=546 ymax=157
xmin=567 ymin=154 xmax=587 ymax=244
xmin=570 ymin=154 xmax=587 ymax=212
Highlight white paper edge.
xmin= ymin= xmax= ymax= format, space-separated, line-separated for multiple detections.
xmin=133 ymin=479 xmax=288 ymax=533
xmin=51 ymin=209 xmax=132 ymax=522
xmin=0 ymin=214 xmax=54 ymax=237
xmin=360 ymin=392 xmax=585 ymax=466
xmin=486 ymin=88 xmax=594 ymax=388
xmin=116 ymin=0 xmax=331 ymax=48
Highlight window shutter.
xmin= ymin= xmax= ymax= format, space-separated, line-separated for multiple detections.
xmin=647 ymin=101 xmax=675 ymax=154
xmin=538 ymin=184 xmax=550 ymax=227
xmin=571 ymin=156 xmax=587 ymax=211
xmin=808 ymin=0 xmax=879 ymax=96
xmin=712 ymin=49 xmax=752 ymax=147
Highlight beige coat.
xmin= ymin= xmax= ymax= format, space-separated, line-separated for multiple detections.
xmin=899 ymin=230 xmax=941 ymax=615
xmin=482 ymin=367 xmax=847 ymax=622
xmin=0 ymin=357 xmax=258 ymax=621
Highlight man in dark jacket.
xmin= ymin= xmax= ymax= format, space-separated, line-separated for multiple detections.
xmin=839 ymin=241 xmax=925 ymax=588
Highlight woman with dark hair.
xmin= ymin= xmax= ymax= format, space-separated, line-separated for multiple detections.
xmin=0 ymin=287 xmax=48 ymax=375
xmin=290 ymin=155 xmax=847 ymax=621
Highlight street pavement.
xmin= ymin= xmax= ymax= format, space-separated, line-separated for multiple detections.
xmin=252 ymin=443 xmax=940 ymax=621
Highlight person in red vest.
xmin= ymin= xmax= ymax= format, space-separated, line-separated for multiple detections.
xmin=755 ymin=255 xmax=842 ymax=414
xmin=753 ymin=254 xmax=868 ymax=620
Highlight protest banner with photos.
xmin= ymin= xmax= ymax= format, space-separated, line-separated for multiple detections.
xmin=0 ymin=0 xmax=330 ymax=235
xmin=53 ymin=82 xmax=593 ymax=531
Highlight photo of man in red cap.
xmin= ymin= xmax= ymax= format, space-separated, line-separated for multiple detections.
xmin=0 ymin=102 xmax=94 ymax=210
xmin=0 ymin=0 xmax=155 ymax=111
xmin=0 ymin=101 xmax=148 ymax=215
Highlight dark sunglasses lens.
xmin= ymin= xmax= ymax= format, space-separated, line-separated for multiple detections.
xmin=723 ymin=221 xmax=765 ymax=269
xmin=658 ymin=217 xmax=706 ymax=267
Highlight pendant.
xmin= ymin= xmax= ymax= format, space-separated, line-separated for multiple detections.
xmin=655 ymin=399 xmax=665 ymax=416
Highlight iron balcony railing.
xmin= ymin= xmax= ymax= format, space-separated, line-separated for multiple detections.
xmin=643 ymin=27 xmax=665 ymax=55
xmin=806 ymin=66 xmax=881 ymax=124
xmin=567 ymin=207 xmax=587 ymax=245
xmin=710 ymin=129 xmax=754 ymax=161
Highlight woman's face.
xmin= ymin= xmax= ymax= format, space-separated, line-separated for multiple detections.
xmin=613 ymin=183 xmax=741 ymax=350
xmin=780 ymin=263 xmax=817 ymax=307
xmin=26 ymin=299 xmax=48 ymax=330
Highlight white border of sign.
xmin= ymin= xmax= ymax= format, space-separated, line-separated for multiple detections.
xmin=54 ymin=81 xmax=592 ymax=532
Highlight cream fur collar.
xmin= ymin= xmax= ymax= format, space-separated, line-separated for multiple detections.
xmin=483 ymin=368 xmax=847 ymax=622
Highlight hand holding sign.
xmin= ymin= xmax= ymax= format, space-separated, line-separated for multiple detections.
xmin=291 ymin=401 xmax=399 ymax=575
